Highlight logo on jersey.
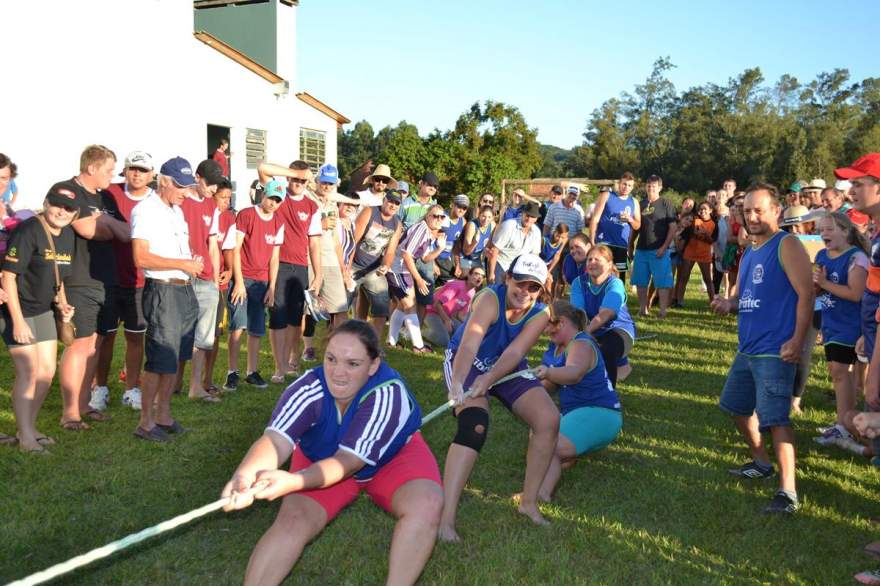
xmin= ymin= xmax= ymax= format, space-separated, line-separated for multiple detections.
xmin=297 ymin=211 xmax=309 ymax=222
xmin=739 ymin=287 xmax=761 ymax=311
xmin=829 ymin=271 xmax=840 ymax=284
xmin=264 ymin=233 xmax=277 ymax=245
xmin=202 ymin=215 xmax=212 ymax=226
xmin=752 ymin=264 xmax=764 ymax=284
xmin=818 ymin=292 xmax=836 ymax=310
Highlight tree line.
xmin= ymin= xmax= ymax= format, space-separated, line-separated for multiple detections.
xmin=338 ymin=57 xmax=880 ymax=198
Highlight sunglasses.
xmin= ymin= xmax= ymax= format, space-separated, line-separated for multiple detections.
xmin=288 ymin=178 xmax=308 ymax=185
xmin=385 ymin=198 xmax=401 ymax=205
xmin=515 ymin=281 xmax=542 ymax=293
xmin=372 ymin=177 xmax=390 ymax=184
xmin=430 ymin=213 xmax=446 ymax=219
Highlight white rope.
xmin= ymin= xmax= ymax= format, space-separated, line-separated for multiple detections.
xmin=420 ymin=367 xmax=538 ymax=426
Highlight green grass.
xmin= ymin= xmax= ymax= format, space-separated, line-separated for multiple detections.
xmin=2 ymin=284 xmax=878 ymax=585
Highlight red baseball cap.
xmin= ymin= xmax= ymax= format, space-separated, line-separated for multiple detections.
xmin=835 ymin=153 xmax=880 ymax=180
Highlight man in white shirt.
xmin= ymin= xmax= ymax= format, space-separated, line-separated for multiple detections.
xmin=357 ymin=163 xmax=398 ymax=208
xmin=130 ymin=157 xmax=204 ymax=442
xmin=486 ymin=201 xmax=543 ymax=284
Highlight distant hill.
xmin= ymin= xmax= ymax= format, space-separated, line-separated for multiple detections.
xmin=537 ymin=144 xmax=575 ymax=177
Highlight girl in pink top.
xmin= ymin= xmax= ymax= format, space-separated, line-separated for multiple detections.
xmin=422 ymin=266 xmax=486 ymax=347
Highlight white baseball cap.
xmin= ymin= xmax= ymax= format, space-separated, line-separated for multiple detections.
xmin=510 ymin=253 xmax=548 ymax=285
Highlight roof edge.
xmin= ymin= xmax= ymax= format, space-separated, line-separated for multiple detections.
xmin=296 ymin=92 xmax=351 ymax=128
xmin=193 ymin=30 xmax=284 ymax=84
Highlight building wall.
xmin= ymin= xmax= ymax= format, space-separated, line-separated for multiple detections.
xmin=1 ymin=0 xmax=336 ymax=211
xmin=194 ymin=0 xmax=278 ymax=74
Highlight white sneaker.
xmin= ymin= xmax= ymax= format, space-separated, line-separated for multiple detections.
xmin=89 ymin=386 xmax=110 ymax=411
xmin=122 ymin=388 xmax=142 ymax=411
xmin=833 ymin=435 xmax=866 ymax=456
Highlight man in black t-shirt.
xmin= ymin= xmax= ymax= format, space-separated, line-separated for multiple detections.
xmin=58 ymin=145 xmax=132 ymax=430
xmin=630 ymin=175 xmax=678 ymax=318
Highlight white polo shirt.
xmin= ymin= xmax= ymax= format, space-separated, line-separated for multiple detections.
xmin=130 ymin=192 xmax=192 ymax=281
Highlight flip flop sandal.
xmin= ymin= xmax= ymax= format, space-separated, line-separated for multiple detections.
xmin=61 ymin=420 xmax=91 ymax=431
xmin=189 ymin=394 xmax=221 ymax=403
xmin=0 ymin=434 xmax=18 ymax=446
xmin=22 ymin=446 xmax=51 ymax=456
xmin=35 ymin=435 xmax=55 ymax=446
xmin=83 ymin=409 xmax=113 ymax=422
xmin=865 ymin=542 xmax=880 ymax=560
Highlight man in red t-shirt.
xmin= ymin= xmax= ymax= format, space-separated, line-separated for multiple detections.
xmin=257 ymin=160 xmax=322 ymax=383
xmin=212 ymin=138 xmax=230 ymax=178
xmin=203 ymin=179 xmax=236 ymax=393
xmin=93 ymin=151 xmax=154 ymax=412
xmin=224 ymin=180 xmax=286 ymax=390
xmin=177 ymin=159 xmax=224 ymax=402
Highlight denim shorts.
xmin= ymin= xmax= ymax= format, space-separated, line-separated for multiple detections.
xmin=631 ymin=248 xmax=674 ymax=289
xmin=415 ymin=259 xmax=435 ymax=306
xmin=862 ymin=290 xmax=879 ymax=359
xmin=192 ymin=278 xmax=219 ymax=350
xmin=228 ymin=278 xmax=268 ymax=337
xmin=353 ymin=267 xmax=391 ymax=318
xmin=719 ymin=353 xmax=796 ymax=432
xmin=143 ymin=279 xmax=197 ymax=374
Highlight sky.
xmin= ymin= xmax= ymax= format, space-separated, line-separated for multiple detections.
xmin=298 ymin=0 xmax=879 ymax=149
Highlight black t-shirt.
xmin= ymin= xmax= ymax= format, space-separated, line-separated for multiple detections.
xmin=66 ymin=180 xmax=123 ymax=288
xmin=2 ymin=216 xmax=75 ymax=316
xmin=635 ymin=196 xmax=677 ymax=250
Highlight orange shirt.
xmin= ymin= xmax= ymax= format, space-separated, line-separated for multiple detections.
xmin=683 ymin=218 xmax=715 ymax=264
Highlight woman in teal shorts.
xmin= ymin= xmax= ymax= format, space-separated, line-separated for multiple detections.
xmin=535 ymin=300 xmax=623 ymax=501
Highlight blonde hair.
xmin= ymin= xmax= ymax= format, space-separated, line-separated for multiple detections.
xmin=587 ymin=244 xmax=620 ymax=277
xmin=79 ymin=144 xmax=116 ymax=173
xmin=821 ymin=211 xmax=869 ymax=253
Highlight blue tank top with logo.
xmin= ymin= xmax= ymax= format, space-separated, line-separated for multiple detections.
xmin=542 ymin=332 xmax=620 ymax=413
xmin=597 ymin=192 xmax=636 ymax=248
xmin=576 ymin=274 xmax=636 ymax=340
xmin=541 ymin=236 xmax=564 ymax=265
xmin=439 ymin=216 xmax=465 ymax=260
xmin=816 ymin=247 xmax=863 ymax=346
xmin=463 ymin=220 xmax=492 ymax=261
xmin=736 ymin=231 xmax=798 ymax=356
xmin=448 ymin=284 xmax=547 ymax=372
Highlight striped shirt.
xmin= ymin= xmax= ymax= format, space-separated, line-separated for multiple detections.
xmin=545 ymin=203 xmax=585 ymax=235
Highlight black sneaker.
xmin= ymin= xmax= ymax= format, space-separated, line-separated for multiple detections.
xmin=764 ymin=490 xmax=798 ymax=514
xmin=155 ymin=420 xmax=188 ymax=435
xmin=133 ymin=426 xmax=170 ymax=443
xmin=245 ymin=372 xmax=269 ymax=389
xmin=224 ymin=371 xmax=240 ymax=392
xmin=727 ymin=461 xmax=775 ymax=479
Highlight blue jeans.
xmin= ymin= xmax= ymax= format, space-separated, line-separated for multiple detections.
xmin=719 ymin=353 xmax=796 ymax=432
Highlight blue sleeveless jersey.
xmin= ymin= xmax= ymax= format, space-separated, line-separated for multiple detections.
xmin=439 ymin=216 xmax=465 ymax=260
xmin=596 ymin=192 xmax=636 ymax=248
xmin=541 ymin=236 xmax=564 ymax=265
xmin=448 ymin=284 xmax=547 ymax=372
xmin=736 ymin=231 xmax=798 ymax=356
xmin=816 ymin=247 xmax=862 ymax=346
xmin=542 ymin=332 xmax=620 ymax=413
xmin=576 ymin=274 xmax=636 ymax=340
xmin=463 ymin=220 xmax=491 ymax=261
xmin=298 ymin=363 xmax=422 ymax=480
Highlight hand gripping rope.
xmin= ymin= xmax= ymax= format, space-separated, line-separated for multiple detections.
xmin=7 ymin=367 xmax=538 ymax=586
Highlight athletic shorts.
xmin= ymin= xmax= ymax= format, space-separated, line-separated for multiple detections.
xmin=67 ymin=285 xmax=116 ymax=338
xmin=719 ymin=353 xmax=796 ymax=433
xmin=289 ymin=432 xmax=440 ymax=521
xmin=631 ymin=248 xmax=673 ymax=289
xmin=607 ymin=245 xmax=630 ymax=274
xmin=443 ymin=348 xmax=541 ymax=411
xmin=825 ymin=342 xmax=857 ymax=365
xmin=98 ymin=286 xmax=146 ymax=334
xmin=270 ymin=262 xmax=308 ymax=330
xmin=386 ymin=272 xmax=414 ymax=301
xmin=0 ymin=309 xmax=57 ymax=347
xmin=560 ymin=406 xmax=622 ymax=455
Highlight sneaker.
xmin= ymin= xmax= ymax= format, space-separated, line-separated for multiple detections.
xmin=133 ymin=426 xmax=170 ymax=443
xmin=245 ymin=372 xmax=269 ymax=389
xmin=122 ymin=388 xmax=142 ymax=411
xmin=301 ymin=348 xmax=318 ymax=362
xmin=764 ymin=490 xmax=798 ymax=514
xmin=855 ymin=568 xmax=880 ymax=585
xmin=89 ymin=386 xmax=110 ymax=412
xmin=814 ymin=423 xmax=851 ymax=446
xmin=816 ymin=422 xmax=836 ymax=434
xmin=727 ymin=461 xmax=775 ymax=479
xmin=224 ymin=371 xmax=240 ymax=392
xmin=834 ymin=436 xmax=867 ymax=456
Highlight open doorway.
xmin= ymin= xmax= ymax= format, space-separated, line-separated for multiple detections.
xmin=207 ymin=124 xmax=230 ymax=179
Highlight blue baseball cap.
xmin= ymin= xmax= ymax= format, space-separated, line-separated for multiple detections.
xmin=317 ymin=164 xmax=339 ymax=184
xmin=397 ymin=180 xmax=410 ymax=194
xmin=264 ymin=180 xmax=286 ymax=201
xmin=160 ymin=156 xmax=198 ymax=187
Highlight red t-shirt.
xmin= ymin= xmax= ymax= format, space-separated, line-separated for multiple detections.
xmin=276 ymin=193 xmax=319 ymax=266
xmin=180 ymin=194 xmax=219 ymax=281
xmin=213 ymin=149 xmax=229 ymax=177
xmin=236 ymin=207 xmax=285 ymax=281
xmin=107 ymin=183 xmax=150 ymax=288
xmin=217 ymin=209 xmax=236 ymax=291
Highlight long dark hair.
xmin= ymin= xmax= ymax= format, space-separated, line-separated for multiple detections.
xmin=327 ymin=319 xmax=380 ymax=360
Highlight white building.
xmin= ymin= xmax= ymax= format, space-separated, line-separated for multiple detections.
xmin=1 ymin=0 xmax=348 ymax=210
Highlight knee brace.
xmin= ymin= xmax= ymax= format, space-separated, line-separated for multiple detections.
xmin=453 ymin=407 xmax=489 ymax=453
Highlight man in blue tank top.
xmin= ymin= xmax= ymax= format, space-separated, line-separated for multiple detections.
xmin=710 ymin=184 xmax=814 ymax=514
xmin=588 ymin=171 xmax=641 ymax=283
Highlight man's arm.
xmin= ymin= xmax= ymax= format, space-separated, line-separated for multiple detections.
xmin=258 ymin=162 xmax=302 ymax=185
xmin=588 ymin=191 xmax=610 ymax=244
xmin=779 ymin=235 xmax=815 ymax=362
xmin=132 ymin=239 xmax=201 ymax=275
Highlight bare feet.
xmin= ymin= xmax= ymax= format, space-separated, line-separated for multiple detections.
xmin=537 ymin=492 xmax=553 ymax=504
xmin=437 ymin=524 xmax=461 ymax=543
xmin=517 ymin=503 xmax=550 ymax=526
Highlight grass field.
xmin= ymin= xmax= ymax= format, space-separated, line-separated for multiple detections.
xmin=2 ymin=285 xmax=879 ymax=585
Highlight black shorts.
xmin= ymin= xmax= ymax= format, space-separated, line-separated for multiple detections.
xmin=414 ymin=259 xmax=435 ymax=306
xmin=97 ymin=286 xmax=146 ymax=334
xmin=825 ymin=342 xmax=857 ymax=365
xmin=608 ymin=245 xmax=630 ymax=274
xmin=270 ymin=262 xmax=309 ymax=330
xmin=67 ymin=285 xmax=117 ymax=338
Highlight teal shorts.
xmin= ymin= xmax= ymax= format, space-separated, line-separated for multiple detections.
xmin=560 ymin=406 xmax=623 ymax=455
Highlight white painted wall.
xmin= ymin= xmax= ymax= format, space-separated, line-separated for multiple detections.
xmin=0 ymin=0 xmax=340 ymax=212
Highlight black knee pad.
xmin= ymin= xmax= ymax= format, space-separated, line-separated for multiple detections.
xmin=453 ymin=407 xmax=489 ymax=452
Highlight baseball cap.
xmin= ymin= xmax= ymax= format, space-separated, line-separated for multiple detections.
xmin=453 ymin=194 xmax=470 ymax=208
xmin=803 ymin=178 xmax=827 ymax=191
xmin=124 ymin=151 xmax=154 ymax=171
xmin=599 ymin=185 xmax=611 ymax=193
xmin=264 ymin=180 xmax=286 ymax=201
xmin=196 ymin=159 xmax=224 ymax=185
xmin=397 ymin=180 xmax=410 ymax=195
xmin=567 ymin=185 xmax=580 ymax=195
xmin=384 ymin=189 xmax=403 ymax=204
xmin=317 ymin=164 xmax=339 ymax=184
xmin=421 ymin=172 xmax=440 ymax=188
xmin=550 ymin=185 xmax=564 ymax=195
xmin=510 ymin=253 xmax=548 ymax=285
xmin=835 ymin=153 xmax=880 ymax=180
xmin=45 ymin=180 xmax=82 ymax=209
xmin=782 ymin=205 xmax=811 ymax=225
xmin=788 ymin=181 xmax=802 ymax=194
xmin=160 ymin=156 xmax=198 ymax=187
xmin=522 ymin=201 xmax=541 ymax=217
xmin=835 ymin=179 xmax=852 ymax=192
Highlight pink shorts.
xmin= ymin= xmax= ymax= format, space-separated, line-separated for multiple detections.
xmin=289 ymin=432 xmax=441 ymax=521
